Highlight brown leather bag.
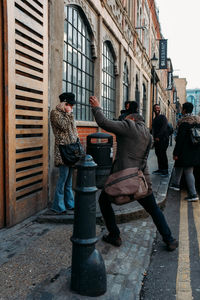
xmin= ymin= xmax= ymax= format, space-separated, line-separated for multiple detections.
xmin=104 ymin=167 xmax=148 ymax=205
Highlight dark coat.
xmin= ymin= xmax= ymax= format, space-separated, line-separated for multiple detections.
xmin=92 ymin=107 xmax=153 ymax=195
xmin=173 ymin=115 xmax=200 ymax=167
xmin=152 ymin=114 xmax=169 ymax=141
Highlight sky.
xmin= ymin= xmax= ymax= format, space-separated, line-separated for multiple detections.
xmin=155 ymin=0 xmax=200 ymax=89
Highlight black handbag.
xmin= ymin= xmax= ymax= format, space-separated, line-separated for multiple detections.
xmin=59 ymin=138 xmax=85 ymax=165
xmin=190 ymin=125 xmax=200 ymax=145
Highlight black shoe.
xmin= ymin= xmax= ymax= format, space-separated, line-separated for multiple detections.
xmin=166 ymin=239 xmax=179 ymax=251
xmin=67 ymin=207 xmax=74 ymax=210
xmin=152 ymin=170 xmax=163 ymax=175
xmin=160 ymin=170 xmax=168 ymax=177
xmin=102 ymin=234 xmax=122 ymax=247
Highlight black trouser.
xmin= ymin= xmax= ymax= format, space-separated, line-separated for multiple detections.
xmin=154 ymin=139 xmax=169 ymax=171
xmin=99 ymin=191 xmax=173 ymax=243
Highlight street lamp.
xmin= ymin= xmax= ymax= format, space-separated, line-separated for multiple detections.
xmin=151 ymin=53 xmax=158 ymax=121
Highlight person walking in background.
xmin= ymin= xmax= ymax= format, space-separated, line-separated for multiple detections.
xmin=170 ymin=102 xmax=200 ymax=201
xmin=50 ymin=92 xmax=78 ymax=214
xmin=89 ymin=95 xmax=178 ymax=252
xmin=152 ymin=104 xmax=170 ymax=177
xmin=118 ymin=101 xmax=138 ymax=120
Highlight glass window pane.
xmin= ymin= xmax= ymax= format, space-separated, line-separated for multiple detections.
xmin=77 ymin=104 xmax=81 ymax=120
xmin=73 ymin=9 xmax=77 ymax=28
xmin=82 ymin=36 xmax=85 ymax=53
xmin=82 ymin=73 xmax=85 ymax=88
xmin=67 ymin=64 xmax=72 ymax=82
xmin=67 ymin=82 xmax=72 ymax=92
xmin=73 ymin=49 xmax=78 ymax=67
xmin=62 ymin=81 xmax=66 ymax=92
xmin=78 ymin=52 xmax=81 ymax=69
xmin=82 ymin=56 xmax=86 ymax=71
xmin=68 ymin=45 xmax=72 ymax=63
xmin=68 ymin=24 xmax=72 ymax=45
xmin=78 ymin=33 xmax=82 ymax=51
xmin=68 ymin=7 xmax=73 ymax=23
xmin=78 ymin=16 xmax=82 ymax=32
xmin=63 ymin=43 xmax=67 ymax=61
xmin=64 ymin=22 xmax=67 ymax=42
xmin=86 ymin=74 xmax=90 ymax=90
xmin=73 ymin=28 xmax=77 ymax=47
xmin=82 ymin=89 xmax=86 ymax=103
xmin=85 ymin=106 xmax=89 ymax=121
xmin=78 ymin=70 xmax=81 ymax=86
xmin=72 ymin=67 xmax=77 ymax=84
xmin=63 ymin=62 xmax=67 ymax=80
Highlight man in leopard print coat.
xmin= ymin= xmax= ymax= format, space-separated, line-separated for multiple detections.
xmin=50 ymin=92 xmax=78 ymax=214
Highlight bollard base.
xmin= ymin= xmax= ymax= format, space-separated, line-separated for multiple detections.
xmin=71 ymin=248 xmax=107 ymax=297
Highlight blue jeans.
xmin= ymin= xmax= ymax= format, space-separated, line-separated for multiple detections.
xmin=99 ymin=192 xmax=174 ymax=244
xmin=51 ymin=165 xmax=74 ymax=213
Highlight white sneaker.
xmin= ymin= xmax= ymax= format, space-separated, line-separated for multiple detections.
xmin=184 ymin=194 xmax=199 ymax=202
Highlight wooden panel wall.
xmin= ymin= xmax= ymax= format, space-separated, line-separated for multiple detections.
xmin=6 ymin=0 xmax=48 ymax=226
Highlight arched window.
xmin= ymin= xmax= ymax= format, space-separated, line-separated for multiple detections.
xmin=123 ymin=62 xmax=129 ymax=103
xmin=63 ymin=6 xmax=94 ymax=121
xmin=102 ymin=41 xmax=116 ymax=119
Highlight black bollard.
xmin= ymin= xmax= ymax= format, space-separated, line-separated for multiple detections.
xmin=70 ymin=154 xmax=107 ymax=296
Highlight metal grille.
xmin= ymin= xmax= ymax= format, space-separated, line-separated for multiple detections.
xmin=63 ymin=6 xmax=94 ymax=121
xmin=102 ymin=42 xmax=116 ymax=119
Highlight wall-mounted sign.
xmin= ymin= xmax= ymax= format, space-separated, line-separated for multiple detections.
xmin=173 ymin=90 xmax=177 ymax=104
xmin=167 ymin=72 xmax=173 ymax=90
xmin=159 ymin=39 xmax=168 ymax=69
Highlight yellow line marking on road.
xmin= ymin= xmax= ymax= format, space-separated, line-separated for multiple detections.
xmin=176 ymin=190 xmax=193 ymax=300
xmin=192 ymin=200 xmax=200 ymax=257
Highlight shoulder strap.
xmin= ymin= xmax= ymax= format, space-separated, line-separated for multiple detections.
xmin=140 ymin=135 xmax=152 ymax=171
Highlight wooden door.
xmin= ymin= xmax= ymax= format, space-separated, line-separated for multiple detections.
xmin=5 ymin=0 xmax=48 ymax=226
xmin=0 ymin=1 xmax=5 ymax=228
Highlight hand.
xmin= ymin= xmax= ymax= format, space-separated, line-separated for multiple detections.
xmin=89 ymin=96 xmax=100 ymax=107
xmin=173 ymin=156 xmax=178 ymax=160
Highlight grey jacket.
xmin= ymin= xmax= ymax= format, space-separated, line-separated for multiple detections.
xmin=92 ymin=107 xmax=152 ymax=195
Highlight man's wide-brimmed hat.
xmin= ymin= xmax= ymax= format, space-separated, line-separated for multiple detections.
xmin=59 ymin=92 xmax=76 ymax=105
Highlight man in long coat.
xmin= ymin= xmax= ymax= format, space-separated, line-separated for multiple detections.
xmin=89 ymin=96 xmax=178 ymax=251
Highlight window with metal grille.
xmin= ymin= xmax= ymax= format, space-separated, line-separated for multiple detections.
xmin=123 ymin=62 xmax=129 ymax=103
xmin=102 ymin=42 xmax=116 ymax=119
xmin=63 ymin=6 xmax=94 ymax=121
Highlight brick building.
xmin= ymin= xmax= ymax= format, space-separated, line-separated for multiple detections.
xmin=0 ymin=0 xmax=177 ymax=227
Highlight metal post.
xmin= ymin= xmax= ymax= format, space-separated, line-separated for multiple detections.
xmin=71 ymin=155 xmax=107 ymax=297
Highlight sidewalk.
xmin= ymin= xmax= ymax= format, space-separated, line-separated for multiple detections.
xmin=38 ymin=145 xmax=174 ymax=224
xmin=0 ymin=145 xmax=175 ymax=300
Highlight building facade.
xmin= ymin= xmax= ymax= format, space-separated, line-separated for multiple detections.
xmin=0 ymin=0 xmax=177 ymax=227
xmin=187 ymin=89 xmax=200 ymax=115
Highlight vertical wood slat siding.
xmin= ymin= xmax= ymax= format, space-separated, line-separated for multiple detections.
xmin=0 ymin=2 xmax=5 ymax=228
xmin=6 ymin=0 xmax=48 ymax=226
